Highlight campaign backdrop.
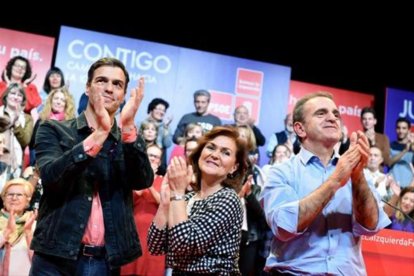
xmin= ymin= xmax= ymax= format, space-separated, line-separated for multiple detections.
xmin=0 ymin=27 xmax=55 ymax=90
xmin=289 ymin=80 xmax=375 ymax=134
xmin=55 ymin=26 xmax=292 ymax=164
xmin=384 ymin=87 xmax=414 ymax=142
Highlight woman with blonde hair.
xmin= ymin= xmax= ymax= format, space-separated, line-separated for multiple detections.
xmin=38 ymin=87 xmax=75 ymax=122
xmin=29 ymin=87 xmax=75 ymax=165
xmin=0 ymin=177 xmax=37 ymax=275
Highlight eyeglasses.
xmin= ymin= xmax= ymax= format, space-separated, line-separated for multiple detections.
xmin=13 ymin=64 xmax=27 ymax=70
xmin=6 ymin=192 xmax=26 ymax=199
xmin=148 ymin=153 xmax=161 ymax=160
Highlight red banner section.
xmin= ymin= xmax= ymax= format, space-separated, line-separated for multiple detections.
xmin=289 ymin=81 xmax=374 ymax=134
xmin=0 ymin=28 xmax=55 ymax=90
xmin=362 ymin=229 xmax=414 ymax=276
xmin=208 ymin=90 xmax=234 ymax=121
xmin=235 ymin=68 xmax=263 ymax=97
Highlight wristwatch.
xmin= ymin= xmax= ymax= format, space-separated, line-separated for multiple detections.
xmin=170 ymin=194 xmax=186 ymax=201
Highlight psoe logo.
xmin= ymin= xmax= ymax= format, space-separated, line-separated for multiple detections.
xmin=399 ymin=99 xmax=414 ymax=120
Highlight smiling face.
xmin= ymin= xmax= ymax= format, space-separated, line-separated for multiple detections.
xmin=86 ymin=66 xmax=126 ymax=115
xmin=234 ymin=106 xmax=249 ymax=125
xmin=49 ymin=72 xmax=63 ymax=90
xmin=150 ymin=104 xmax=166 ymax=122
xmin=198 ymin=135 xmax=238 ymax=181
xmin=51 ymin=91 xmax=66 ymax=113
xmin=3 ymin=184 xmax=30 ymax=216
xmin=294 ymin=96 xmax=341 ymax=147
xmin=5 ymin=86 xmax=25 ymax=110
xmin=400 ymin=191 xmax=414 ymax=215
xmin=147 ymin=145 xmax=162 ymax=172
xmin=11 ymin=59 xmax=27 ymax=82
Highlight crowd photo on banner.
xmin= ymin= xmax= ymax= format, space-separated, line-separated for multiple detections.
xmin=0 ymin=25 xmax=413 ymax=276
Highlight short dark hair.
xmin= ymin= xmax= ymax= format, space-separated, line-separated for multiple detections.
xmin=87 ymin=58 xmax=130 ymax=93
xmin=396 ymin=117 xmax=411 ymax=129
xmin=188 ymin=126 xmax=248 ymax=192
xmin=43 ymin=67 xmax=66 ymax=93
xmin=147 ymin=98 xmax=169 ymax=114
xmin=360 ymin=107 xmax=376 ymax=120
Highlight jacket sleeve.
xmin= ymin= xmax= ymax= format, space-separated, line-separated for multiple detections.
xmin=123 ymin=135 xmax=154 ymax=190
xmin=35 ymin=120 xmax=93 ymax=194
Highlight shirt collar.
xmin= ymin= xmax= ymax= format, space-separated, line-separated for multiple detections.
xmin=298 ymin=147 xmax=340 ymax=166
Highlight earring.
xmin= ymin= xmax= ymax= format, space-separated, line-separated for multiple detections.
xmin=227 ymin=172 xmax=236 ymax=179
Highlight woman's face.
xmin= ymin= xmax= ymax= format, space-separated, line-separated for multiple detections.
xmin=198 ymin=135 xmax=238 ymax=181
xmin=3 ymin=184 xmax=30 ymax=215
xmin=187 ymin=126 xmax=203 ymax=139
xmin=11 ymin=59 xmax=27 ymax=81
xmin=274 ymin=145 xmax=289 ymax=163
xmin=401 ymin=192 xmax=414 ymax=215
xmin=51 ymin=91 xmax=66 ymax=113
xmin=147 ymin=146 xmax=162 ymax=172
xmin=49 ymin=73 xmax=63 ymax=89
xmin=6 ymin=87 xmax=24 ymax=110
xmin=143 ymin=124 xmax=157 ymax=143
xmin=150 ymin=104 xmax=166 ymax=122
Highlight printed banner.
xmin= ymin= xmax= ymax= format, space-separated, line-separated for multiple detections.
xmin=384 ymin=88 xmax=414 ymax=142
xmin=0 ymin=27 xmax=55 ymax=90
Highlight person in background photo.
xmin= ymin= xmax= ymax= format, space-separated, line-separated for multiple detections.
xmin=29 ymin=58 xmax=154 ymax=276
xmin=37 ymin=67 xmax=66 ymax=113
xmin=144 ymin=98 xmax=173 ymax=171
xmin=384 ymin=183 xmax=414 ymax=232
xmin=0 ymin=56 xmax=41 ymax=120
xmin=0 ymin=178 xmax=37 ymax=276
xmin=173 ymin=89 xmax=221 ymax=144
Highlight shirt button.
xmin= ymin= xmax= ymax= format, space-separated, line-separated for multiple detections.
xmin=80 ymin=224 xmax=85 ymax=229
xmin=88 ymin=197 xmax=92 ymax=201
xmin=78 ymin=153 xmax=84 ymax=159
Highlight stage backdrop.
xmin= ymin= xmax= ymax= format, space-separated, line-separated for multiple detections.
xmin=0 ymin=27 xmax=55 ymax=90
xmin=384 ymin=87 xmax=414 ymax=142
xmin=289 ymin=80 xmax=375 ymax=134
xmin=55 ymin=26 xmax=291 ymax=164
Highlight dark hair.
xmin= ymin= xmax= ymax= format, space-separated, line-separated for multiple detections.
xmin=396 ymin=117 xmax=411 ymax=129
xmin=147 ymin=98 xmax=169 ymax=114
xmin=293 ymin=92 xmax=333 ymax=124
xmin=2 ymin=56 xmax=32 ymax=83
xmin=2 ymin=83 xmax=27 ymax=108
xmin=188 ymin=126 xmax=248 ymax=192
xmin=87 ymin=58 xmax=130 ymax=93
xmin=43 ymin=67 xmax=65 ymax=93
xmin=360 ymin=107 xmax=376 ymax=120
